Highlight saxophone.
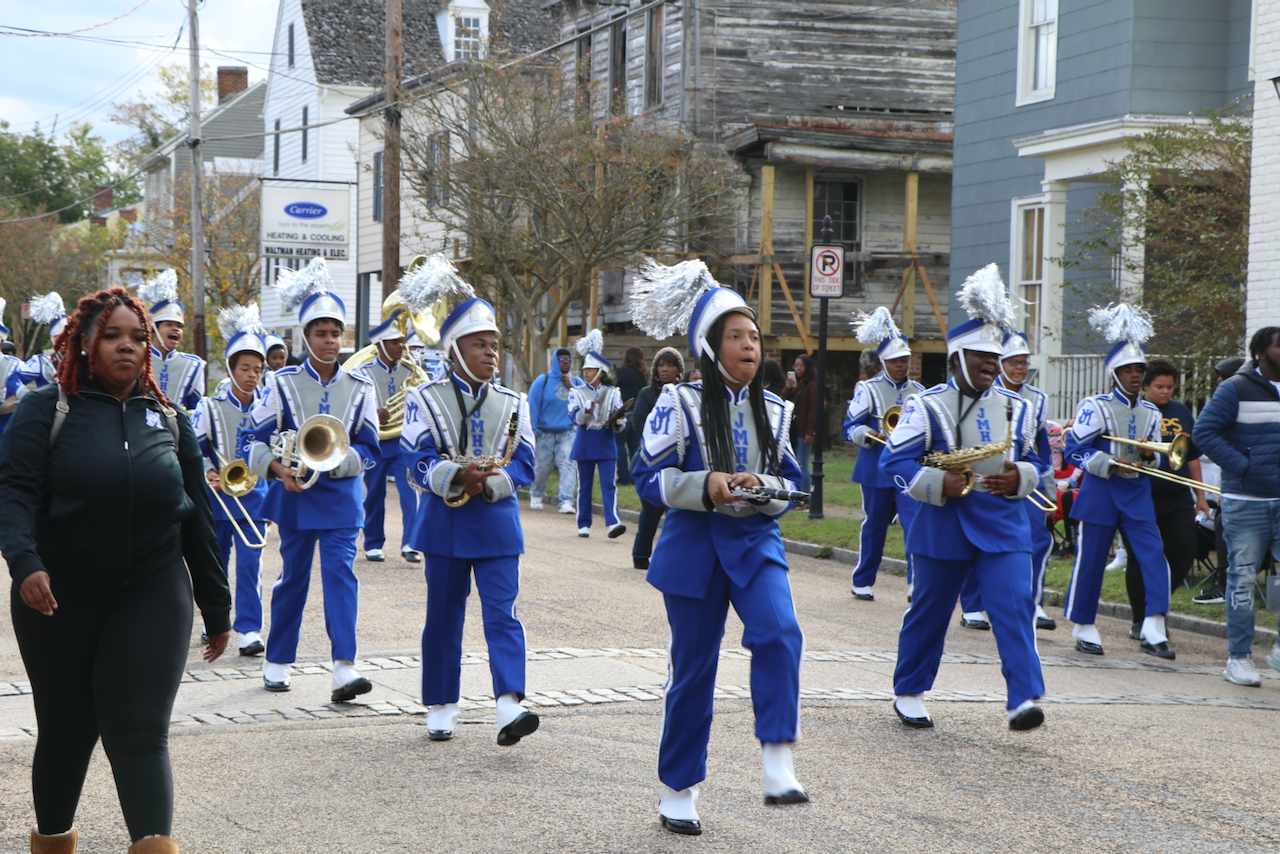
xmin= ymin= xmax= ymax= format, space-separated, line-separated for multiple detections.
xmin=443 ymin=409 xmax=521 ymax=508
xmin=919 ymin=400 xmax=1013 ymax=497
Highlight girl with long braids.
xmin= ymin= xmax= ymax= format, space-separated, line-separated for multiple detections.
xmin=0 ymin=287 xmax=230 ymax=854
xmin=630 ymin=260 xmax=808 ymax=836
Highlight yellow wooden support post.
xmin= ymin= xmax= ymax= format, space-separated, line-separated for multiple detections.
xmin=901 ymin=172 xmax=919 ymax=338
xmin=759 ymin=165 xmax=774 ymax=336
xmin=803 ymin=166 xmax=814 ymax=340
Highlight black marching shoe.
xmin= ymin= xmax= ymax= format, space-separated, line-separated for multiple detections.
xmin=1128 ymin=623 xmax=1142 ymax=640
xmin=497 ymin=710 xmax=540 ymax=746
xmin=659 ymin=815 xmax=702 ymax=836
xmin=402 ymin=549 xmax=421 ymax=563
xmin=893 ymin=701 xmax=934 ymax=729
xmin=427 ymin=729 xmax=453 ymax=742
xmin=239 ymin=639 xmax=265 ymax=657
xmin=1140 ymin=640 xmax=1176 ymax=660
xmin=1074 ymin=639 xmax=1104 ymax=655
xmin=1036 ymin=615 xmax=1057 ymax=631
xmin=331 ymin=678 xmax=373 ymax=703
xmin=1008 ymin=705 xmax=1045 ymax=731
xmin=960 ymin=616 xmax=991 ymax=631
xmin=851 ymin=590 xmax=875 ymax=602
xmin=264 ymin=677 xmax=291 ymax=693
xmin=764 ymin=790 xmax=810 ymax=806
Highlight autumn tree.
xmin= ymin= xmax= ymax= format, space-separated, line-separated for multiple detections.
xmin=108 ymin=62 xmax=218 ymax=171
xmin=1058 ymin=101 xmax=1249 ymax=399
xmin=0 ymin=121 xmax=139 ymax=222
xmin=398 ymin=60 xmax=738 ymax=388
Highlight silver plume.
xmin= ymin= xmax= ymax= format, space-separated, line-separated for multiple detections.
xmin=398 ymin=254 xmax=475 ymax=312
xmin=575 ymin=328 xmax=604 ymax=358
xmin=28 ymin=292 xmax=65 ymax=325
xmin=957 ymin=263 xmax=1017 ymax=330
xmin=1087 ymin=303 xmax=1154 ymax=346
xmin=138 ymin=269 xmax=178 ymax=306
xmin=628 ymin=257 xmax=720 ymax=340
xmin=217 ymin=303 xmax=263 ymax=342
xmin=274 ymin=256 xmax=333 ymax=312
xmin=851 ymin=306 xmax=902 ymax=345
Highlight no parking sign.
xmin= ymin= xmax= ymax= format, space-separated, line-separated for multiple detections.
xmin=810 ymin=243 xmax=844 ymax=299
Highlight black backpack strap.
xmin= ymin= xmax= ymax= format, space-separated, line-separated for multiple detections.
xmin=48 ymin=386 xmax=70 ymax=448
xmin=161 ymin=403 xmax=180 ymax=445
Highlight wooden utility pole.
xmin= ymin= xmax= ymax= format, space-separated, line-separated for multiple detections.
xmin=382 ymin=0 xmax=403 ymax=300
xmin=187 ymin=0 xmax=206 ymax=359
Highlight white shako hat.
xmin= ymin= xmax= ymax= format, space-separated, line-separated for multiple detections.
xmin=264 ymin=332 xmax=286 ymax=353
xmin=1089 ymin=303 xmax=1153 ymax=377
xmin=396 ymin=253 xmax=482 ymax=354
xmin=276 ymin=257 xmax=345 ymax=327
xmin=575 ymin=328 xmax=610 ymax=373
xmin=1001 ymin=329 xmax=1031 ymax=360
xmin=139 ymin=269 xmax=184 ymax=326
xmin=218 ymin=303 xmax=267 ymax=364
xmin=948 ymin=263 xmax=1016 ymax=359
xmin=368 ymin=312 xmax=405 ymax=346
xmin=628 ymin=257 xmax=754 ymax=362
xmin=852 ymin=306 xmax=910 ymax=362
xmin=29 ymin=292 xmax=68 ymax=341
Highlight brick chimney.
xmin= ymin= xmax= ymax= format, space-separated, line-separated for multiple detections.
xmin=217 ymin=67 xmax=249 ymax=104
xmin=92 ymin=186 xmax=113 ymax=211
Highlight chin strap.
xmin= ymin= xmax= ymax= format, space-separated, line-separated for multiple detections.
xmin=450 ymin=341 xmax=486 ymax=386
xmin=303 ymin=338 xmax=338 ymax=366
xmin=998 ymin=361 xmax=1022 ymax=389
xmin=700 ymin=335 xmax=738 ymax=384
xmin=957 ymin=351 xmax=976 ymax=392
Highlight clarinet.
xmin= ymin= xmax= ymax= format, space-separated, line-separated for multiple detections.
xmin=730 ymin=485 xmax=811 ymax=505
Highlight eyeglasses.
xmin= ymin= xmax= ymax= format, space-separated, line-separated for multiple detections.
xmin=1004 ymin=359 xmax=1030 ymax=368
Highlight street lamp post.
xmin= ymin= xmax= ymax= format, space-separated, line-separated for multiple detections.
xmin=808 ymin=216 xmax=840 ymax=520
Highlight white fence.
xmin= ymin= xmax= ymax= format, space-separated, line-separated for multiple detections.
xmin=1039 ymin=353 xmax=1224 ymax=423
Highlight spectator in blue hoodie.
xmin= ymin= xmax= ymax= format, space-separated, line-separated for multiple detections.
xmin=1194 ymin=327 xmax=1280 ymax=688
xmin=528 ymin=347 xmax=585 ymax=513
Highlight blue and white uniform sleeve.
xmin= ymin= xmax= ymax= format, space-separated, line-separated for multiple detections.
xmin=399 ymin=385 xmax=465 ymax=501
xmin=243 ymin=375 xmax=282 ymax=479
xmin=842 ymin=382 xmax=875 ymax=447
xmin=882 ymin=395 xmax=948 ymax=507
xmin=634 ymin=387 xmax=710 ymax=512
xmin=569 ymin=388 xmax=591 ymax=426
xmin=335 ymin=383 xmax=382 ymax=479
xmin=181 ymin=361 xmax=206 ymax=412
xmin=5 ymin=365 xmax=26 ymax=399
xmin=1065 ymin=396 xmax=1114 ymax=478
xmin=482 ymin=397 xmax=536 ymax=503
xmin=1008 ymin=399 xmax=1040 ymax=500
xmin=192 ymin=398 xmax=217 ymax=471
xmin=607 ymin=390 xmax=627 ymax=434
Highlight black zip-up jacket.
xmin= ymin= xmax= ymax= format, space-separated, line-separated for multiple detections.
xmin=0 ymin=379 xmax=231 ymax=634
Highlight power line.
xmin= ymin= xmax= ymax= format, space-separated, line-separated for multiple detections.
xmin=0 ymin=0 xmax=152 ymax=37
xmin=0 ymin=163 xmax=147 ymax=225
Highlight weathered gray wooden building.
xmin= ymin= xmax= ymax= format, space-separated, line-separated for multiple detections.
xmin=543 ymin=0 xmax=957 ymax=390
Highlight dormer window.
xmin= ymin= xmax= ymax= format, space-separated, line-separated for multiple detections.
xmin=436 ymin=1 xmax=490 ymax=63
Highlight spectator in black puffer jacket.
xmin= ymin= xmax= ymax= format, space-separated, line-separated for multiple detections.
xmin=628 ymin=347 xmax=684 ymax=569
xmin=0 ymin=287 xmax=229 ymax=854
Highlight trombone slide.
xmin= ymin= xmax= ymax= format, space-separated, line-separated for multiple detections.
xmin=207 ymin=452 xmax=269 ymax=549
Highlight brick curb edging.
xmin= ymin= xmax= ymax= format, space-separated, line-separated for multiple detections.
xmin=579 ymin=501 xmax=1276 ymax=648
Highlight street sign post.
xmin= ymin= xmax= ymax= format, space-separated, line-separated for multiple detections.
xmin=808 ymin=223 xmax=840 ymax=519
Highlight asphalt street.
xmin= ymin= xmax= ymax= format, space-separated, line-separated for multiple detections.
xmin=1 ymin=502 xmax=1278 ymax=853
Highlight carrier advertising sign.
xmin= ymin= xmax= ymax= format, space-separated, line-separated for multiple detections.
xmin=260 ymin=185 xmax=351 ymax=261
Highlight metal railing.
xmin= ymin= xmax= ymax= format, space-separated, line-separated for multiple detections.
xmin=1043 ymin=353 xmax=1229 ymax=423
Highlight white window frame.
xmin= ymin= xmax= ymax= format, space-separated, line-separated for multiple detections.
xmin=1010 ymin=195 xmax=1048 ymax=350
xmin=1015 ymin=0 xmax=1057 ymax=106
xmin=436 ymin=2 xmax=490 ymax=63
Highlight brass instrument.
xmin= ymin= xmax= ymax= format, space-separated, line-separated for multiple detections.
xmin=919 ymin=401 xmax=1014 ymax=497
xmin=342 ymin=255 xmax=449 ymax=441
xmin=1026 ymin=488 xmax=1059 ymax=512
xmin=866 ymin=404 xmax=903 ymax=447
xmin=207 ymin=450 xmax=268 ymax=549
xmin=444 ymin=409 xmax=521 ymax=508
xmin=270 ymin=414 xmax=351 ymax=490
xmin=1100 ymin=432 xmax=1220 ymax=494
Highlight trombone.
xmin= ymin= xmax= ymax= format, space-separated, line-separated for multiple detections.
xmin=207 ymin=450 xmax=268 ymax=549
xmin=1026 ymin=487 xmax=1058 ymax=512
xmin=1099 ymin=433 xmax=1221 ymax=494
xmin=270 ymin=414 xmax=352 ymax=490
xmin=865 ymin=405 xmax=902 ymax=447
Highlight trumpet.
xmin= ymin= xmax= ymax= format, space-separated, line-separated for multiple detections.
xmin=444 ymin=410 xmax=520 ymax=508
xmin=207 ymin=450 xmax=268 ymax=549
xmin=270 ymin=414 xmax=351 ymax=490
xmin=1101 ymin=433 xmax=1220 ymax=494
xmin=865 ymin=404 xmax=902 ymax=447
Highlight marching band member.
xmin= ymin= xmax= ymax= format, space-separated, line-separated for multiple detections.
xmin=139 ymin=270 xmax=206 ymax=412
xmin=352 ymin=313 xmax=421 ymax=563
xmin=958 ymin=330 xmax=1057 ymax=631
xmin=843 ymin=307 xmax=923 ymax=602
xmin=265 ymin=333 xmax=289 ymax=374
xmin=241 ymin=257 xmax=382 ymax=699
xmin=193 ymin=304 xmax=270 ymax=657
xmin=1063 ymin=303 xmax=1174 ymax=659
xmin=631 ymin=259 xmax=808 ymax=836
xmin=14 ymin=292 xmax=68 ymax=390
xmin=882 ymin=264 xmax=1045 ymax=731
xmin=398 ymin=255 xmax=540 ymax=746
xmin=568 ymin=328 xmax=627 ymax=539
xmin=0 ymin=299 xmax=25 ymax=434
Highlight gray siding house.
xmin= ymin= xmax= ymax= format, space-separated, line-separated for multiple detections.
xmin=952 ymin=0 xmax=1252 ymax=416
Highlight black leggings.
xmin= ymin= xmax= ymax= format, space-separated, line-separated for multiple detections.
xmin=1121 ymin=490 xmax=1194 ymax=623
xmin=11 ymin=559 xmax=193 ymax=841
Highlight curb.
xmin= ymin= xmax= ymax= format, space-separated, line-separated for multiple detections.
xmin=574 ymin=500 xmax=1274 ymax=648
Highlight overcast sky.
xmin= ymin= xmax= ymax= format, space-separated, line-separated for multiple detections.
xmin=0 ymin=0 xmax=278 ymax=147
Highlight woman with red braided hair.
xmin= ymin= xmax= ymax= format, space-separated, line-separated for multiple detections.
xmin=0 ymin=287 xmax=230 ymax=854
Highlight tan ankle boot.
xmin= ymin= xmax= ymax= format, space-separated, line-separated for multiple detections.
xmin=127 ymin=835 xmax=178 ymax=854
xmin=30 ymin=827 xmax=76 ymax=854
